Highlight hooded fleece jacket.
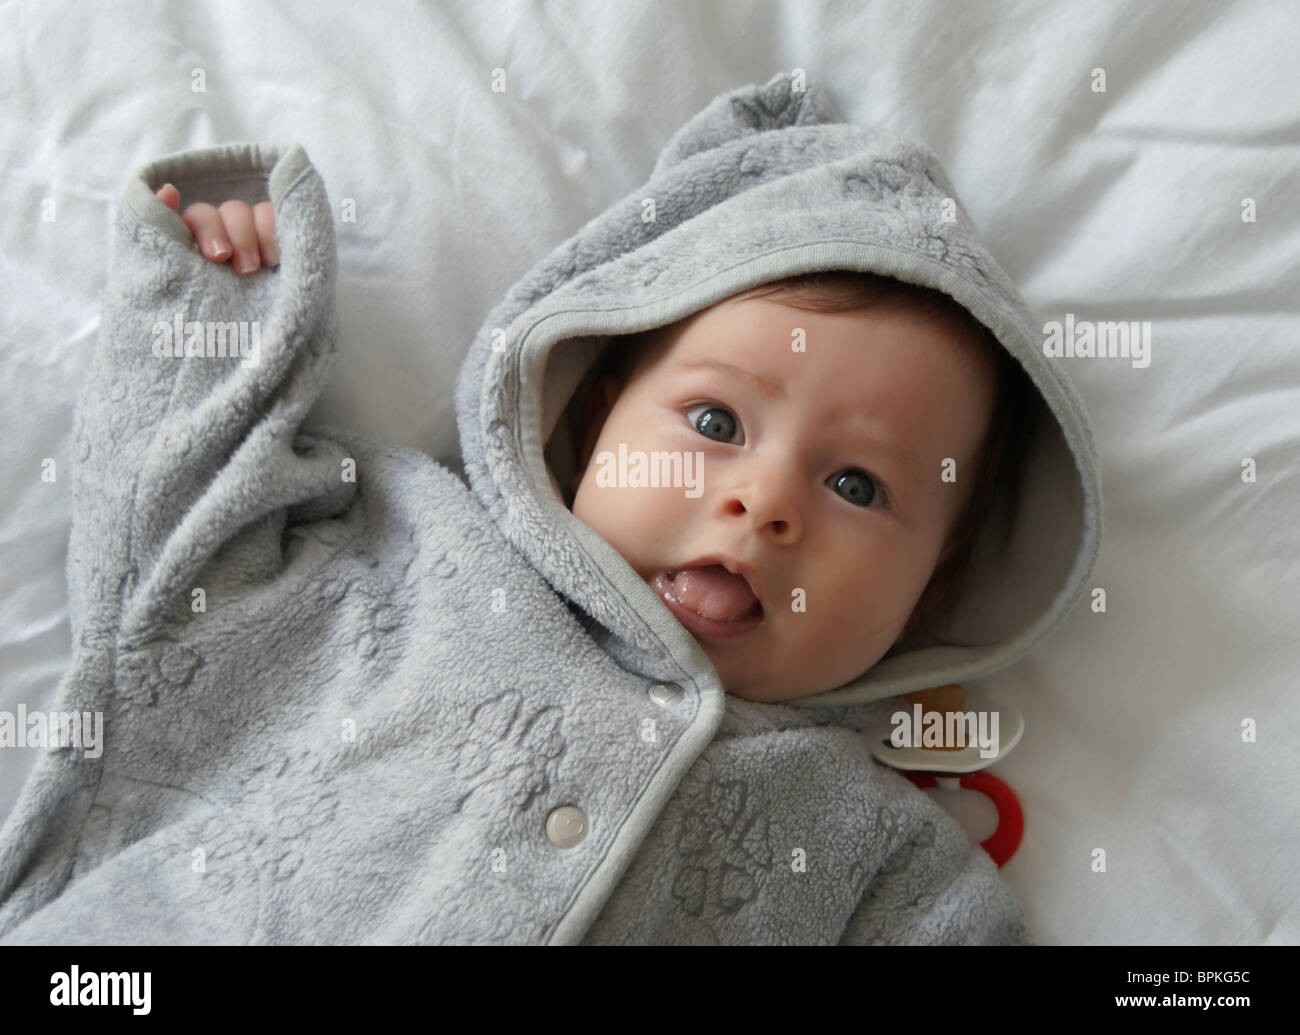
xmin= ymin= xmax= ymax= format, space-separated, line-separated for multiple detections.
xmin=0 ymin=72 xmax=1101 ymax=945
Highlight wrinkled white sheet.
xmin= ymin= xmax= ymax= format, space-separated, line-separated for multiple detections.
xmin=2 ymin=0 xmax=1297 ymax=945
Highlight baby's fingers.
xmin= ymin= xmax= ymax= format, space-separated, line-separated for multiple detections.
xmin=177 ymin=202 xmax=233 ymax=262
xmin=151 ymin=187 xmax=274 ymax=272
xmin=253 ymin=201 xmax=279 ymax=267
xmin=156 ymin=183 xmax=181 ymax=213
xmin=218 ymin=201 xmax=260 ymax=274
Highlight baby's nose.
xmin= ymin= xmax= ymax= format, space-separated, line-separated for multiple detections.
xmin=725 ymin=470 xmax=803 ymax=539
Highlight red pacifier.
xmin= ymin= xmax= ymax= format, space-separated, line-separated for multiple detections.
xmin=866 ymin=684 xmax=1025 ymax=868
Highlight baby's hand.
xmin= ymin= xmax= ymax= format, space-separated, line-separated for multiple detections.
xmin=155 ymin=183 xmax=279 ymax=274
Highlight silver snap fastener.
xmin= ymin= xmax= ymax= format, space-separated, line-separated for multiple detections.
xmin=545 ymin=805 xmax=588 ymax=848
xmin=648 ymin=681 xmax=684 ymax=707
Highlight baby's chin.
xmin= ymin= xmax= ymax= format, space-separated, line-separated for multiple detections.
xmin=720 ymin=646 xmax=895 ymax=703
xmin=719 ymin=676 xmax=799 ymax=703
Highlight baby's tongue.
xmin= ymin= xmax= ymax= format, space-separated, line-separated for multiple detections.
xmin=670 ymin=565 xmax=758 ymax=622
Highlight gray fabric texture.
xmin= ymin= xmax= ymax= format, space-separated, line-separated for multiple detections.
xmin=0 ymin=72 xmax=1099 ymax=944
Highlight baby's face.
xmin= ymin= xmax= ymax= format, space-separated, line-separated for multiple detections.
xmin=570 ymin=294 xmax=995 ymax=702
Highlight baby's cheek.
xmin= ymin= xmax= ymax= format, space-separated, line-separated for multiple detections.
xmin=811 ymin=592 xmax=900 ymax=668
xmin=570 ymin=483 xmax=615 ymax=546
xmin=573 ymin=481 xmax=648 ymax=556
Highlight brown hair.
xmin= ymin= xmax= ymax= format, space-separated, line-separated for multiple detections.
xmin=582 ymin=271 xmax=1035 ymax=638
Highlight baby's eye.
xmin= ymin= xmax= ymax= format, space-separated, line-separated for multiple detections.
xmin=827 ymin=469 xmax=885 ymax=509
xmin=685 ymin=404 xmax=743 ymax=444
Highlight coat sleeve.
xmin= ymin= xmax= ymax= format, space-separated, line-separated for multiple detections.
xmin=68 ymin=142 xmax=357 ymax=648
xmin=838 ymin=793 xmax=1035 ymax=946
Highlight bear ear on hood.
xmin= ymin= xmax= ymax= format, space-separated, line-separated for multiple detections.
xmin=651 ymin=70 xmax=846 ymax=178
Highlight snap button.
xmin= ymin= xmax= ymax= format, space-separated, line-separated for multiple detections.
xmin=648 ymin=681 xmax=684 ymax=707
xmin=545 ymin=805 xmax=588 ymax=848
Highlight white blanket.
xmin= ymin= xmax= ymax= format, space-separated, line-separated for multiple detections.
xmin=2 ymin=0 xmax=1297 ymax=944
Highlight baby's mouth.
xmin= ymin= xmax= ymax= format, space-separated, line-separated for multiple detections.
xmin=651 ymin=566 xmax=763 ymax=637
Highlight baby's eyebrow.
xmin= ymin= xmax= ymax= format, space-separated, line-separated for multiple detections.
xmin=832 ymin=410 xmax=925 ymax=478
xmin=680 ymin=359 xmax=784 ymax=400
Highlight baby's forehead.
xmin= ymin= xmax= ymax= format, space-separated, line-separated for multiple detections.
xmin=666 ymin=294 xmax=993 ymax=369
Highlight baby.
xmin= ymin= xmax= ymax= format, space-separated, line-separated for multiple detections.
xmin=0 ymin=72 xmax=1100 ymax=945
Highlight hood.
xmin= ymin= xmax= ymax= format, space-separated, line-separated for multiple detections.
xmin=454 ymin=71 xmax=1102 ymax=706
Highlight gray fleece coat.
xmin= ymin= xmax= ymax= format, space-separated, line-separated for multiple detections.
xmin=0 ymin=72 xmax=1100 ymax=944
